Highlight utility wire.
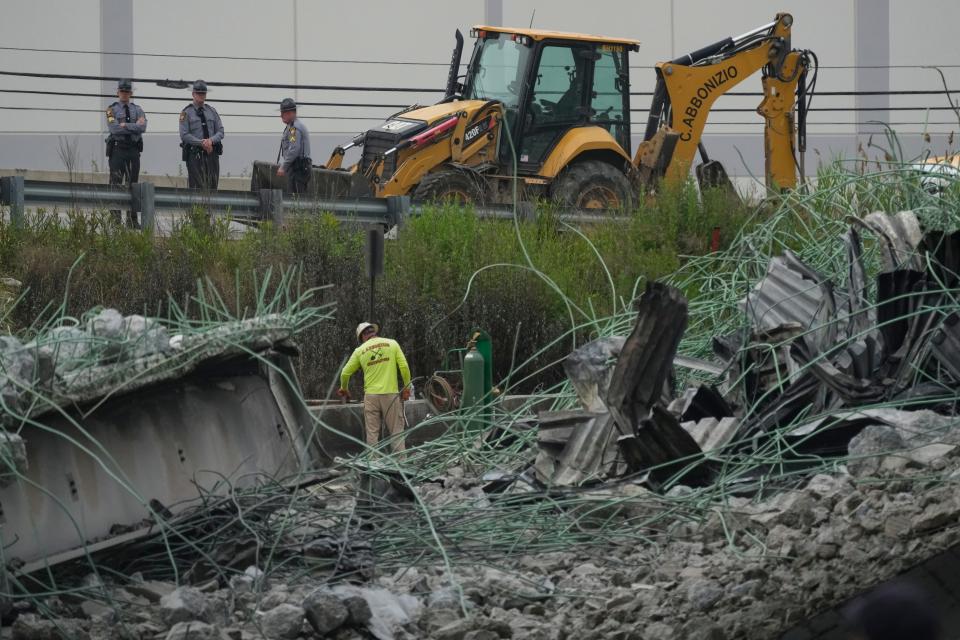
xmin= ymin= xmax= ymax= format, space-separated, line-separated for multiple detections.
xmin=2 ymin=88 xmax=957 ymax=114
xmin=0 ymin=106 xmax=384 ymax=120
xmin=9 ymin=104 xmax=959 ymax=118
xmin=1 ymin=70 xmax=959 ymax=98
xmin=0 ymin=70 xmax=437 ymax=93
xmin=0 ymin=89 xmax=409 ymax=109
xmin=4 ymin=106 xmax=957 ymax=127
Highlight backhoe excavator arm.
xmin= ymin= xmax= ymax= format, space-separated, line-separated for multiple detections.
xmin=634 ymin=13 xmax=811 ymax=191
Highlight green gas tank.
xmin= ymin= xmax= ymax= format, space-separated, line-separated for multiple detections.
xmin=461 ymin=343 xmax=486 ymax=410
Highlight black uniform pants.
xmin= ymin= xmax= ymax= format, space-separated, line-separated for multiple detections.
xmin=108 ymin=146 xmax=140 ymax=227
xmin=288 ymin=166 xmax=311 ymax=195
xmin=186 ymin=150 xmax=220 ymax=190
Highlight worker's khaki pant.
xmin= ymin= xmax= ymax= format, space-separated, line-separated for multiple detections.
xmin=363 ymin=393 xmax=405 ymax=454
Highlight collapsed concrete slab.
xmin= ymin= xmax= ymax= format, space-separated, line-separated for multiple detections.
xmin=0 ymin=308 xmax=323 ymax=573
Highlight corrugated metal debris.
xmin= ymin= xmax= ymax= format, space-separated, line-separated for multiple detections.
xmin=534 ymin=211 xmax=960 ymax=488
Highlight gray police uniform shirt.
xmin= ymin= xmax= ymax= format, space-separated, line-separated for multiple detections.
xmin=106 ymin=101 xmax=147 ymax=142
xmin=280 ymin=118 xmax=311 ymax=171
xmin=179 ymin=102 xmax=225 ymax=147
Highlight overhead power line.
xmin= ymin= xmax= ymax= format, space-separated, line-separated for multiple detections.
xmin=0 ymin=70 xmax=437 ymax=93
xmin=4 ymin=106 xmax=958 ymax=128
xmin=0 ymin=106 xmax=384 ymax=120
xmin=2 ymin=69 xmax=959 ymax=100
xmin=0 ymin=89 xmax=409 ymax=109
xmin=3 ymin=88 xmax=958 ymax=114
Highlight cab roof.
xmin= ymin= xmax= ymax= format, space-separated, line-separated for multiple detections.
xmin=472 ymin=25 xmax=640 ymax=50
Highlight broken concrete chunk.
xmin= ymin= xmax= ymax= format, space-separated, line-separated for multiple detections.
xmin=87 ymin=308 xmax=124 ymax=340
xmin=11 ymin=614 xmax=90 ymax=640
xmin=847 ymin=425 xmax=907 ymax=477
xmin=342 ymin=594 xmax=373 ymax=626
xmin=330 ymin=585 xmax=423 ymax=640
xmin=125 ymin=580 xmax=175 ymax=603
xmin=563 ymin=336 xmax=625 ymax=412
xmin=78 ymin=599 xmax=115 ymax=622
xmin=303 ymin=590 xmax=349 ymax=635
xmin=257 ymin=603 xmax=305 ymax=639
xmin=906 ymin=443 xmax=956 ymax=466
xmin=686 ymin=580 xmax=724 ymax=611
xmin=45 ymin=326 xmax=91 ymax=372
xmin=165 ymin=621 xmax=220 ymax=640
xmin=160 ymin=586 xmax=210 ymax=626
xmin=0 ymin=430 xmax=27 ymax=486
xmin=911 ymin=499 xmax=960 ymax=533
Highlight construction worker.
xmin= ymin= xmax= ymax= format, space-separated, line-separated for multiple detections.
xmin=105 ymin=78 xmax=147 ymax=227
xmin=276 ymin=98 xmax=312 ymax=195
xmin=338 ymin=322 xmax=412 ymax=454
xmin=179 ymin=80 xmax=224 ymax=190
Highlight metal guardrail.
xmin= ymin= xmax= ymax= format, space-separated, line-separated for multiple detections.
xmin=0 ymin=176 xmax=405 ymax=229
xmin=0 ymin=176 xmax=623 ymax=230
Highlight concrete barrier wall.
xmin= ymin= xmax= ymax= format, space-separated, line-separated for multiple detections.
xmin=0 ymin=360 xmax=311 ymax=572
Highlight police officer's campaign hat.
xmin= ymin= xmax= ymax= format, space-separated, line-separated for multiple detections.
xmin=117 ymin=78 xmax=132 ymax=91
xmin=192 ymin=80 xmax=208 ymax=93
xmin=279 ymin=98 xmax=297 ymax=112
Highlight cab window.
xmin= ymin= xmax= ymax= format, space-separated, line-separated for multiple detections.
xmin=590 ymin=47 xmax=629 ymax=150
xmin=466 ymin=35 xmax=530 ymax=110
xmin=529 ymin=45 xmax=588 ymax=124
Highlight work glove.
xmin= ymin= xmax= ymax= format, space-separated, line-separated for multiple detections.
xmin=401 ymin=388 xmax=411 ymax=401
xmin=336 ymin=388 xmax=351 ymax=402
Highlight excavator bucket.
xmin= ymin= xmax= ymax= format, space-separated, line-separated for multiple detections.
xmin=695 ymin=160 xmax=738 ymax=197
xmin=250 ymin=161 xmax=366 ymax=200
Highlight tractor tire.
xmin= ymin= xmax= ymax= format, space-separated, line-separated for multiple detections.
xmin=551 ymin=160 xmax=634 ymax=211
xmin=412 ymin=168 xmax=486 ymax=205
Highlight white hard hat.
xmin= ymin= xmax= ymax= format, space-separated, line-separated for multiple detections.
xmin=355 ymin=322 xmax=379 ymax=340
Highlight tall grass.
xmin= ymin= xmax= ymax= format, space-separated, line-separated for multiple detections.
xmin=0 ymin=186 xmax=755 ymax=396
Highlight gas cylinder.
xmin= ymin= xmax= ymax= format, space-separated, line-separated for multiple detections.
xmin=461 ymin=344 xmax=486 ymax=411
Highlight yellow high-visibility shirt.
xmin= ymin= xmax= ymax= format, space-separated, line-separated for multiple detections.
xmin=340 ymin=337 xmax=411 ymax=394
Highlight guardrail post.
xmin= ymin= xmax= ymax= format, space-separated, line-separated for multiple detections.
xmin=0 ymin=176 xmax=25 ymax=227
xmin=385 ymin=195 xmax=410 ymax=228
xmin=132 ymin=182 xmax=155 ymax=233
xmin=259 ymin=189 xmax=284 ymax=226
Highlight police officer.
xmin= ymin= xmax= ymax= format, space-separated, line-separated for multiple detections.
xmin=106 ymin=78 xmax=147 ymax=227
xmin=276 ymin=98 xmax=311 ymax=195
xmin=179 ymin=80 xmax=224 ymax=190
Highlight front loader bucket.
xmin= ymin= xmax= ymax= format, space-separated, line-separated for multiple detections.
xmin=250 ymin=161 xmax=363 ymax=199
xmin=634 ymin=129 xmax=680 ymax=189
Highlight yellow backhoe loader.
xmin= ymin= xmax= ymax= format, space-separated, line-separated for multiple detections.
xmin=312 ymin=13 xmax=816 ymax=208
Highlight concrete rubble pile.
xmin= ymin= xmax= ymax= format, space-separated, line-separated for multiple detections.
xmin=11 ymin=433 xmax=960 ymax=639
xmin=534 ymin=211 xmax=960 ymax=490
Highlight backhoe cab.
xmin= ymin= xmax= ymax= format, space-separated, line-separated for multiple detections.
xmin=318 ymin=13 xmax=813 ymax=208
